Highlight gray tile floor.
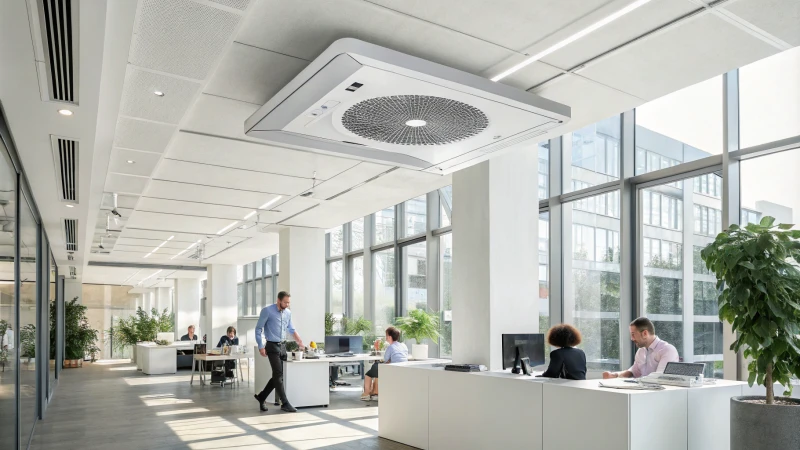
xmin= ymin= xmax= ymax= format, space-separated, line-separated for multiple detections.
xmin=30 ymin=360 xmax=415 ymax=450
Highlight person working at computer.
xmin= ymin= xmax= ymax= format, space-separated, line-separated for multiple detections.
xmin=180 ymin=325 xmax=198 ymax=341
xmin=217 ymin=326 xmax=239 ymax=374
xmin=538 ymin=324 xmax=587 ymax=380
xmin=602 ymin=317 xmax=679 ymax=379
xmin=361 ymin=326 xmax=408 ymax=401
xmin=254 ymin=291 xmax=304 ymax=413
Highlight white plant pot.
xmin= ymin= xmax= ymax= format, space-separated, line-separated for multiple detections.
xmin=293 ymin=352 xmax=304 ymax=361
xmin=412 ymin=343 xmax=428 ymax=360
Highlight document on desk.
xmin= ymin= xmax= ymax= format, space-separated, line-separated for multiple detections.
xmin=598 ymin=380 xmax=664 ymax=390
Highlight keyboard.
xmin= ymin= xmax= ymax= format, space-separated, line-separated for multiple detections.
xmin=329 ymin=352 xmax=355 ymax=357
xmin=444 ymin=364 xmax=481 ymax=372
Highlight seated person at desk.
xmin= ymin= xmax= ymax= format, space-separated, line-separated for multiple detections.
xmin=602 ymin=317 xmax=679 ymax=379
xmin=180 ymin=325 xmax=198 ymax=341
xmin=361 ymin=326 xmax=408 ymax=401
xmin=217 ymin=326 xmax=239 ymax=374
xmin=538 ymin=324 xmax=586 ymax=380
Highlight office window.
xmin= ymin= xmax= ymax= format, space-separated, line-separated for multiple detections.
xmin=237 ymin=265 xmax=245 ymax=316
xmin=642 ymin=190 xmax=682 ymax=230
xmin=374 ymin=207 xmax=395 ymax=245
xmin=253 ymin=279 xmax=263 ymax=316
xmin=328 ymin=226 xmax=344 ymax=257
xmin=19 ymin=191 xmax=38 ymax=442
xmin=693 ymin=205 xmax=722 ymax=237
xmin=403 ymin=195 xmax=427 ymax=237
xmin=565 ymin=192 xmax=620 ymax=371
xmin=538 ymin=141 xmax=549 ymax=199
xmin=351 ymin=218 xmax=364 ymax=251
xmin=636 ymin=76 xmax=723 ymax=158
xmin=374 ymin=248 xmax=395 ymax=334
xmin=329 ymin=260 xmax=343 ymax=317
xmin=440 ymin=185 xmax=452 ymax=228
xmin=643 ymin=238 xmax=682 ymax=270
xmin=694 ymin=173 xmax=722 ymax=198
xmin=741 ymin=149 xmax=799 ymax=232
xmin=693 ymin=246 xmax=712 ymax=275
xmin=539 ymin=212 xmax=549 ymax=334
xmin=351 ymin=256 xmax=365 ymax=319
xmin=402 ymin=241 xmax=427 ymax=314
xmin=740 ymin=47 xmax=800 ymax=148
xmin=740 ymin=209 xmax=761 ymax=227
xmin=0 ymin=148 xmax=16 ymax=437
xmin=440 ymin=233 xmax=453 ymax=357
xmin=568 ymin=115 xmax=621 ymax=193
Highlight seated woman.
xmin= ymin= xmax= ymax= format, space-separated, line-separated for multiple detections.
xmin=362 ymin=326 xmax=408 ymax=401
xmin=217 ymin=326 xmax=239 ymax=375
xmin=538 ymin=323 xmax=587 ymax=380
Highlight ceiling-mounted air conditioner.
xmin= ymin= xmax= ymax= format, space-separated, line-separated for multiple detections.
xmin=245 ymin=39 xmax=570 ymax=174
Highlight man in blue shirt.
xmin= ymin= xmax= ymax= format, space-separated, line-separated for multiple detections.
xmin=254 ymin=291 xmax=304 ymax=413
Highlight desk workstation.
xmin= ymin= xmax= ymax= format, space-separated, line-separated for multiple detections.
xmin=136 ymin=341 xmax=195 ymax=375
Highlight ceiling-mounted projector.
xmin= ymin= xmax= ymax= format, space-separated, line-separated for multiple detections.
xmin=245 ymin=38 xmax=570 ymax=173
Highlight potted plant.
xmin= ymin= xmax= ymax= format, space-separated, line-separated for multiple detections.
xmin=395 ymin=309 xmax=441 ymax=360
xmin=64 ymin=298 xmax=100 ymax=368
xmin=284 ymin=340 xmax=302 ymax=360
xmin=324 ymin=312 xmax=336 ymax=336
xmin=701 ymin=216 xmax=800 ymax=449
xmin=20 ymin=324 xmax=36 ymax=367
xmin=0 ymin=319 xmax=9 ymax=372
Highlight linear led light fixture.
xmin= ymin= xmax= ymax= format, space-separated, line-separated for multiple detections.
xmin=217 ymin=221 xmax=239 ymax=235
xmin=144 ymin=235 xmax=174 ymax=258
xmin=491 ymin=0 xmax=652 ymax=81
xmin=170 ymin=240 xmax=202 ymax=260
xmin=138 ymin=269 xmax=163 ymax=285
xmin=258 ymin=196 xmax=283 ymax=210
xmin=243 ymin=211 xmax=257 ymax=220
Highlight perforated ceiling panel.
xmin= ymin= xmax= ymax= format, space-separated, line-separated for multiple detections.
xmin=114 ymin=117 xmax=176 ymax=153
xmin=209 ymin=0 xmax=251 ymax=11
xmin=119 ymin=68 xmax=201 ymax=124
xmin=129 ymin=0 xmax=241 ymax=80
xmin=341 ymin=95 xmax=489 ymax=146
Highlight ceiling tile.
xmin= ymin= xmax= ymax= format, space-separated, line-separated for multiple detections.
xmin=130 ymin=0 xmax=241 ymax=80
xmin=183 ymin=94 xmax=261 ymax=141
xmin=114 ymin=117 xmax=176 ymax=153
xmin=722 ymin=0 xmax=800 ymax=46
xmin=205 ymin=42 xmax=309 ymax=105
xmin=120 ymin=67 xmax=202 ymax=124
xmin=495 ymin=61 xmax=564 ymax=91
xmin=104 ymin=173 xmax=150 ymax=196
xmin=108 ymin=149 xmax=162 ymax=177
xmin=144 ymin=179 xmax=275 ymax=209
xmin=306 ymin=162 xmax=395 ymax=200
xmin=153 ymin=159 xmax=315 ymax=195
xmin=136 ymin=197 xmax=254 ymax=221
xmin=125 ymin=210 xmax=238 ymax=235
xmin=577 ymin=12 xmax=778 ymax=100
xmin=115 ymin=237 xmax=194 ymax=248
xmin=168 ymin=132 xmax=360 ymax=181
xmin=235 ymin=0 xmax=514 ymax=75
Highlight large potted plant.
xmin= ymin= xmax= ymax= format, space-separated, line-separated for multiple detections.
xmin=20 ymin=324 xmax=36 ymax=367
xmin=64 ymin=298 xmax=100 ymax=368
xmin=701 ymin=217 xmax=800 ymax=449
xmin=0 ymin=319 xmax=9 ymax=372
xmin=395 ymin=309 xmax=440 ymax=360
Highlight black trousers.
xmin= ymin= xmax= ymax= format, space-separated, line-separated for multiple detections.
xmin=257 ymin=342 xmax=288 ymax=404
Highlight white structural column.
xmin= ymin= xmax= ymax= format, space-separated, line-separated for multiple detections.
xmin=154 ymin=287 xmax=172 ymax=312
xmin=174 ymin=278 xmax=200 ymax=337
xmin=451 ymin=149 xmax=539 ymax=370
xmin=206 ymin=265 xmax=238 ymax=343
xmin=64 ymin=279 xmax=81 ymax=304
xmin=278 ymin=227 xmax=325 ymax=344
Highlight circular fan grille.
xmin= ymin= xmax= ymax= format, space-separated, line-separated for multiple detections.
xmin=341 ymin=95 xmax=489 ymax=146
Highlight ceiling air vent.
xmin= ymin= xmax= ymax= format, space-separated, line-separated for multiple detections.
xmin=63 ymin=218 xmax=77 ymax=252
xmin=37 ymin=0 xmax=78 ymax=103
xmin=51 ymin=137 xmax=78 ymax=204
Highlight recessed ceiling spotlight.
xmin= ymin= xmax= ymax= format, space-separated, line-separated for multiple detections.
xmin=405 ymin=119 xmax=426 ymax=127
xmin=58 ymin=109 xmax=73 ymax=116
xmin=65 ymin=204 xmax=74 ymax=208
xmin=126 ymin=160 xmax=136 ymax=164
xmin=154 ymin=91 xmax=165 ymax=97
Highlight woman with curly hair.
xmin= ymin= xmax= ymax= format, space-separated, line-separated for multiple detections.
xmin=538 ymin=324 xmax=587 ymax=380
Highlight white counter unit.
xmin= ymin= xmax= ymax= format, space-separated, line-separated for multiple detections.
xmin=379 ymin=363 xmax=746 ymax=450
xmin=137 ymin=344 xmax=178 ymax=375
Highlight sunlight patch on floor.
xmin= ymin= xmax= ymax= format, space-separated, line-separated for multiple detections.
xmin=267 ymin=422 xmax=370 ymax=442
xmin=156 ymin=407 xmax=210 ymax=416
xmin=351 ymin=417 xmax=379 ymax=432
xmin=93 ymin=359 xmax=132 ymax=365
xmin=140 ymin=393 xmax=194 ymax=406
xmin=108 ymin=366 xmax=138 ymax=371
xmin=239 ymin=412 xmax=322 ymax=426
xmin=188 ymin=435 xmax=277 ymax=449
xmin=166 ymin=416 xmax=246 ymax=442
xmin=318 ymin=407 xmax=378 ymax=420
xmin=287 ymin=435 xmax=371 ymax=450
xmin=124 ymin=375 xmax=192 ymax=386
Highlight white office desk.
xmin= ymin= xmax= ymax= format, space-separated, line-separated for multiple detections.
xmin=380 ymin=363 xmax=746 ymax=450
xmin=253 ymin=349 xmax=383 ymax=408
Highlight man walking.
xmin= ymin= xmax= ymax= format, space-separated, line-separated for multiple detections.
xmin=254 ymin=291 xmax=304 ymax=412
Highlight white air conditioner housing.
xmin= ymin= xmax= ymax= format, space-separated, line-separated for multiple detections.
xmin=245 ymin=38 xmax=570 ymax=173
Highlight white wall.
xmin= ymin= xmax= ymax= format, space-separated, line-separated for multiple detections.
xmin=279 ymin=227 xmax=325 ymax=344
xmin=174 ymin=278 xmax=200 ymax=339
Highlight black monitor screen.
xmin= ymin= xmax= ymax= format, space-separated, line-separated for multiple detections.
xmin=502 ymin=334 xmax=545 ymax=370
xmin=325 ymin=335 xmax=363 ymax=354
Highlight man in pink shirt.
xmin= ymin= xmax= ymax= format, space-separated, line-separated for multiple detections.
xmin=602 ymin=317 xmax=679 ymax=379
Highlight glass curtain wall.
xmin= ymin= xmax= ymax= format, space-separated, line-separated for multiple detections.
xmin=0 ymin=145 xmax=17 ymax=449
xmin=19 ymin=191 xmax=38 ymax=445
xmin=238 ymin=255 xmax=279 ymax=317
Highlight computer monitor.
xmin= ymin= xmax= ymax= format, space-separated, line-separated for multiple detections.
xmin=502 ymin=334 xmax=545 ymax=371
xmin=324 ymin=335 xmax=363 ymax=354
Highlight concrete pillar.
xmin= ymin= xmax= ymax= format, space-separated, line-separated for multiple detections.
xmin=175 ymin=278 xmax=200 ymax=338
xmin=279 ymin=227 xmax=325 ymax=344
xmin=451 ymin=149 xmax=539 ymax=370
xmin=154 ymin=287 xmax=172 ymax=312
xmin=206 ymin=265 xmax=238 ymax=344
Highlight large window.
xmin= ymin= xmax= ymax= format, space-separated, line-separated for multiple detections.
xmin=329 ymin=260 xmax=344 ymax=318
xmin=538 ymin=212 xmax=549 ymax=334
xmin=403 ymin=195 xmax=427 ymax=238
xmin=538 ymin=141 xmax=549 ymax=199
xmin=374 ymin=248 xmax=395 ymax=334
xmin=565 ymin=191 xmax=621 ymax=371
xmin=374 ymin=207 xmax=395 ymax=245
xmin=402 ymin=242 xmax=427 ymax=313
xmin=351 ymin=218 xmax=364 ymax=251
xmin=239 ymin=255 xmax=278 ymax=317
xmin=439 ymin=233 xmax=453 ymax=357
xmin=351 ymin=256 xmax=364 ymax=319
xmin=440 ymin=186 xmax=452 ymax=228
xmin=19 ymin=191 xmax=38 ymax=443
xmin=0 ymin=149 xmax=16 ymax=448
xmin=567 ymin=115 xmax=621 ymax=192
xmin=328 ymin=226 xmax=344 ymax=257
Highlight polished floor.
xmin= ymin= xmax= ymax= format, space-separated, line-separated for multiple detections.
xmin=30 ymin=360 xmax=414 ymax=450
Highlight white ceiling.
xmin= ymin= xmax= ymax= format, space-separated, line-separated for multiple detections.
xmin=1 ymin=0 xmax=797 ymax=284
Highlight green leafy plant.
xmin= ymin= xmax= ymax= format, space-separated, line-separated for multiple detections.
xmin=0 ymin=319 xmax=9 ymax=370
xmin=284 ymin=340 xmax=300 ymax=352
xmin=153 ymin=339 xmax=169 ymax=346
xmin=20 ymin=324 xmax=36 ymax=359
xmin=107 ymin=307 xmax=173 ymax=355
xmin=701 ymin=217 xmax=800 ymax=404
xmin=324 ymin=312 xmax=336 ymax=336
xmin=64 ymin=298 xmax=100 ymax=362
xmin=395 ymin=309 xmax=441 ymax=344
xmin=107 ymin=315 xmax=138 ymax=355
xmin=341 ymin=316 xmax=372 ymax=336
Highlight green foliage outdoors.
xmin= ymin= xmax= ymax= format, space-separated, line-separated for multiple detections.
xmin=701 ymin=216 xmax=800 ymax=404
xmin=395 ymin=309 xmax=441 ymax=344
xmin=324 ymin=312 xmax=336 ymax=336
xmin=64 ymin=298 xmax=100 ymax=361
xmin=20 ymin=324 xmax=36 ymax=358
xmin=0 ymin=319 xmax=9 ymax=369
xmin=340 ymin=316 xmax=372 ymax=336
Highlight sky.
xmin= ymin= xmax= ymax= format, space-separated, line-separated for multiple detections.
xmin=636 ymin=47 xmax=800 ymax=225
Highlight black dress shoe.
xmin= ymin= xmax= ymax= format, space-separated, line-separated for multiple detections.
xmin=254 ymin=394 xmax=268 ymax=412
xmin=280 ymin=402 xmax=297 ymax=413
